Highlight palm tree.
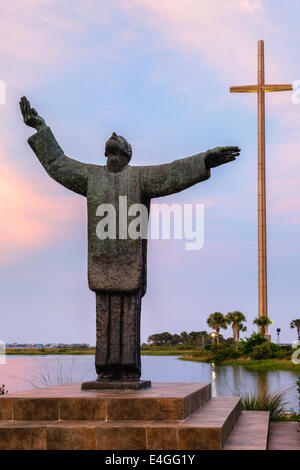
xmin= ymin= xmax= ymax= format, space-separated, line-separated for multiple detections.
xmin=207 ymin=312 xmax=228 ymax=345
xmin=253 ymin=316 xmax=272 ymax=337
xmin=290 ymin=319 xmax=300 ymax=340
xmin=226 ymin=311 xmax=247 ymax=350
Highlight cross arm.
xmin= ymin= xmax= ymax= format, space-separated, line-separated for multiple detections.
xmin=230 ymin=84 xmax=293 ymax=94
xmin=262 ymin=84 xmax=293 ymax=93
xmin=230 ymin=85 xmax=259 ymax=93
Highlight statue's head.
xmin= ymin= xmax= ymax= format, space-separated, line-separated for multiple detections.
xmin=105 ymin=133 xmax=132 ymax=172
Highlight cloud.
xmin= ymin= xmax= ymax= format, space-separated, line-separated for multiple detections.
xmin=0 ymin=0 xmax=262 ymax=78
xmin=0 ymin=0 xmax=294 ymax=98
xmin=0 ymin=144 xmax=85 ymax=264
xmin=265 ymin=141 xmax=300 ymax=221
xmin=270 ymin=199 xmax=300 ymax=215
xmin=122 ymin=0 xmax=269 ymax=81
xmin=0 ymin=1 xmax=123 ymax=87
xmin=236 ymin=0 xmax=263 ymax=12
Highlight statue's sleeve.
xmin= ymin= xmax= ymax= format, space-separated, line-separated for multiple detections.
xmin=28 ymin=126 xmax=88 ymax=196
xmin=141 ymin=152 xmax=211 ymax=198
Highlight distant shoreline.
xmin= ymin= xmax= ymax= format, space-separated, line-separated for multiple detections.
xmin=5 ymin=348 xmax=96 ymax=355
xmin=5 ymin=348 xmax=300 ymax=372
xmin=5 ymin=347 xmax=192 ymax=356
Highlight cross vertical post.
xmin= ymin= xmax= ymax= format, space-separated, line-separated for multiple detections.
xmin=230 ymin=41 xmax=292 ymax=336
xmin=257 ymin=40 xmax=267 ymax=322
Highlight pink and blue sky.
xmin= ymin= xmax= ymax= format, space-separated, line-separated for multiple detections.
xmin=0 ymin=0 xmax=300 ymax=344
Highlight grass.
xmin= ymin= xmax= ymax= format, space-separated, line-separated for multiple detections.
xmin=179 ymin=355 xmax=300 ymax=371
xmin=6 ymin=347 xmax=195 ymax=356
xmin=141 ymin=347 xmax=196 ymax=356
xmin=5 ymin=347 xmax=95 ymax=355
xmin=0 ymin=384 xmax=7 ymax=395
xmin=220 ymin=358 xmax=300 ymax=371
xmin=275 ymin=413 xmax=300 ymax=422
xmin=241 ymin=387 xmax=289 ymax=420
xmin=179 ymin=354 xmax=210 ymax=362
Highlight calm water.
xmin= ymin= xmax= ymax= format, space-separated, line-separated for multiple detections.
xmin=0 ymin=355 xmax=298 ymax=411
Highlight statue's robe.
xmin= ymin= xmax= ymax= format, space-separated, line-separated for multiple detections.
xmin=28 ymin=126 xmax=210 ymax=379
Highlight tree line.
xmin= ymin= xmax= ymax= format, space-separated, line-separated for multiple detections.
xmin=147 ymin=331 xmax=217 ymax=347
xmin=147 ymin=312 xmax=300 ymax=350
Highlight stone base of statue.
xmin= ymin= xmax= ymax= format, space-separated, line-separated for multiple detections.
xmin=0 ymin=382 xmax=270 ymax=450
xmin=81 ymin=379 xmax=151 ymax=391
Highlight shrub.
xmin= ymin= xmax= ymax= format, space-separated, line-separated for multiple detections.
xmin=191 ymin=350 xmax=209 ymax=358
xmin=210 ymin=344 xmax=241 ymax=363
xmin=226 ymin=337 xmax=235 ymax=346
xmin=250 ymin=342 xmax=279 ymax=360
xmin=242 ymin=387 xmax=288 ymax=420
xmin=178 ymin=343 xmax=197 ymax=349
xmin=276 ymin=349 xmax=292 ymax=360
xmin=240 ymin=332 xmax=267 ymax=355
xmin=279 ymin=344 xmax=293 ymax=352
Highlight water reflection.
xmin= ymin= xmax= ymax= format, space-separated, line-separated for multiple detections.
xmin=257 ymin=372 xmax=268 ymax=397
xmin=0 ymin=355 xmax=298 ymax=410
xmin=211 ymin=363 xmax=217 ymax=397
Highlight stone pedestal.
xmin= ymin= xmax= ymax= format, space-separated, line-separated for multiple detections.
xmin=0 ymin=382 xmax=269 ymax=450
xmin=81 ymin=379 xmax=151 ymax=391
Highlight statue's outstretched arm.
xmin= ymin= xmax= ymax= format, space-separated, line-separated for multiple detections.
xmin=142 ymin=147 xmax=240 ymax=198
xmin=20 ymin=96 xmax=88 ymax=196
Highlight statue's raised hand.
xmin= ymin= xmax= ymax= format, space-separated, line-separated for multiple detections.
xmin=205 ymin=146 xmax=240 ymax=169
xmin=19 ymin=96 xmax=46 ymax=131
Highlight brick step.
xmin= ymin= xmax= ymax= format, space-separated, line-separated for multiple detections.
xmin=0 ymin=383 xmax=211 ymax=422
xmin=178 ymin=396 xmax=242 ymax=450
xmin=268 ymin=422 xmax=300 ymax=450
xmin=223 ymin=411 xmax=270 ymax=450
xmin=0 ymin=397 xmax=241 ymax=450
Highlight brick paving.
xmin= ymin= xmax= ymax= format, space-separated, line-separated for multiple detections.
xmin=268 ymin=422 xmax=300 ymax=450
xmin=223 ymin=411 xmax=269 ymax=450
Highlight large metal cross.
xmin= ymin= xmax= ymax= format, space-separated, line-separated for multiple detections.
xmin=230 ymin=40 xmax=292 ymax=334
